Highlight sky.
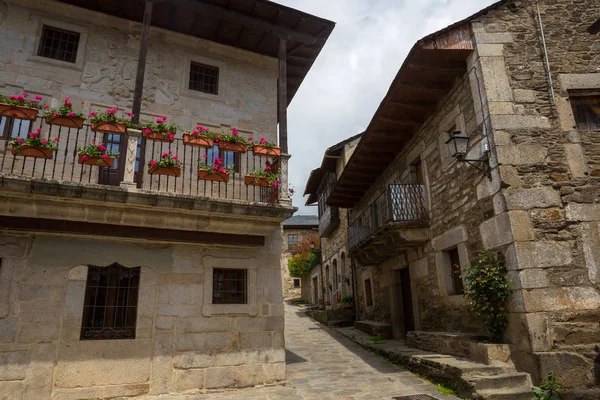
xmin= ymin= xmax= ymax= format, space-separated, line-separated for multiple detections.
xmin=275 ymin=0 xmax=498 ymax=215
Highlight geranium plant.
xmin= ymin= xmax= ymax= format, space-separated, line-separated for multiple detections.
xmin=252 ymin=137 xmax=277 ymax=148
xmin=183 ymin=125 xmax=216 ymax=148
xmin=246 ymin=160 xmax=280 ymax=187
xmin=0 ymin=91 xmax=43 ymax=109
xmin=148 ymin=150 xmax=182 ymax=174
xmin=89 ymin=106 xmax=134 ymax=134
xmin=77 ymin=139 xmax=118 ymax=166
xmin=217 ymin=128 xmax=248 ymax=145
xmin=8 ymin=128 xmax=60 ymax=154
xmin=199 ymin=154 xmax=233 ymax=174
xmin=142 ymin=115 xmax=178 ymax=141
xmin=45 ymin=97 xmax=85 ymax=119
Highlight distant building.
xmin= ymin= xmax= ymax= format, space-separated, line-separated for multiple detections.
xmin=281 ymin=215 xmax=318 ymax=298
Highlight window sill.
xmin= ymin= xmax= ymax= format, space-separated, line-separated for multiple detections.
xmin=445 ymin=293 xmax=468 ymax=305
xmin=202 ymin=303 xmax=258 ymax=317
xmin=26 ymin=54 xmax=84 ymax=71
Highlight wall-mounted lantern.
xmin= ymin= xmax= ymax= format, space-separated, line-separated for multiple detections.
xmin=445 ymin=130 xmax=491 ymax=179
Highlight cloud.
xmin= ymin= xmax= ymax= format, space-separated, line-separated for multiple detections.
xmin=274 ymin=0 xmax=498 ymax=214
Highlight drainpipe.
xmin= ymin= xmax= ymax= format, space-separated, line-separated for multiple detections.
xmin=536 ymin=0 xmax=556 ymax=103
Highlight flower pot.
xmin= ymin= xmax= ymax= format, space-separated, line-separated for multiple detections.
xmin=144 ymin=131 xmax=174 ymax=142
xmin=90 ymin=121 xmax=127 ymax=134
xmin=45 ymin=115 xmax=85 ymax=129
xmin=78 ymin=154 xmax=116 ymax=168
xmin=11 ymin=145 xmax=54 ymax=159
xmin=253 ymin=145 xmax=281 ymax=157
xmin=245 ymin=175 xmax=271 ymax=187
xmin=0 ymin=104 xmax=38 ymax=120
xmin=183 ymin=134 xmax=213 ymax=148
xmin=149 ymin=166 xmax=181 ymax=177
xmin=198 ymin=169 xmax=230 ymax=182
xmin=219 ymin=141 xmax=248 ymax=153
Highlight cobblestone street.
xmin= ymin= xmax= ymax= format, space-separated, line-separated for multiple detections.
xmin=142 ymin=303 xmax=458 ymax=399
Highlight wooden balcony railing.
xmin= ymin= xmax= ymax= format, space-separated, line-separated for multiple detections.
xmin=0 ymin=116 xmax=286 ymax=205
xmin=348 ymin=184 xmax=428 ymax=250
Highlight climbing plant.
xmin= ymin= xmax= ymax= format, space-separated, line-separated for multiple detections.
xmin=288 ymin=235 xmax=321 ymax=278
xmin=464 ymin=250 xmax=510 ymax=343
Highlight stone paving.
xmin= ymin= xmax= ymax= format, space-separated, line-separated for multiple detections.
xmin=139 ymin=302 xmax=459 ymax=399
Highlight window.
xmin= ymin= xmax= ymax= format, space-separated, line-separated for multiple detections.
xmin=364 ymin=279 xmax=373 ymax=307
xmin=189 ymin=62 xmax=219 ymax=95
xmin=444 ymin=248 xmax=464 ymax=296
xmin=206 ymin=144 xmax=240 ymax=173
xmin=1 ymin=117 xmax=31 ymax=139
xmin=81 ymin=264 xmax=140 ymax=340
xmin=213 ymin=268 xmax=247 ymax=304
xmin=288 ymin=234 xmax=299 ymax=250
xmin=38 ymin=25 xmax=80 ymax=63
xmin=410 ymin=158 xmax=424 ymax=184
xmin=293 ymin=278 xmax=300 ymax=288
xmin=570 ymin=93 xmax=600 ymax=130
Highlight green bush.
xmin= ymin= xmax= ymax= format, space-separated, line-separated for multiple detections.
xmin=288 ymin=250 xmax=320 ymax=278
xmin=464 ymin=250 xmax=510 ymax=343
xmin=533 ymin=373 xmax=562 ymax=400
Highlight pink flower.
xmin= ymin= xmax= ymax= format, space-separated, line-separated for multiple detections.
xmin=17 ymin=96 xmax=25 ymax=102
xmin=232 ymin=128 xmax=239 ymax=136
xmin=219 ymin=168 xmax=228 ymax=174
xmin=143 ymin=128 xmax=152 ymax=135
xmin=215 ymin=137 xmax=220 ymax=143
xmin=149 ymin=160 xmax=157 ymax=167
xmin=114 ymin=105 xmax=119 ymax=110
xmin=167 ymin=132 xmax=174 ymax=139
xmin=152 ymin=114 xmax=156 ymax=117
xmin=168 ymin=150 xmax=172 ymax=154
xmin=53 ymin=137 xmax=59 ymax=142
xmin=89 ymin=111 xmax=96 ymax=117
xmin=173 ymin=156 xmax=179 ymax=162
xmin=28 ymin=132 xmax=37 ymax=138
xmin=68 ymin=112 xmax=75 ymax=117
xmin=14 ymin=138 xmax=24 ymax=144
xmin=126 ymin=112 xmax=133 ymax=117
xmin=290 ymin=189 xmax=295 ymax=194
xmin=22 ymin=92 xmax=28 ymax=98
xmin=161 ymin=152 xmax=168 ymax=158
xmin=202 ymin=154 xmax=207 ymax=158
xmin=107 ymin=109 xmax=115 ymax=115
xmin=81 ymin=155 xmax=89 ymax=162
xmin=102 ymin=154 xmax=109 ymax=160
xmin=212 ymin=165 xmax=219 ymax=171
xmin=191 ymin=129 xmax=199 ymax=137
xmin=276 ymin=179 xmax=281 ymax=184
xmin=156 ymin=119 xmax=164 ymax=124
xmin=259 ymin=137 xmax=267 ymax=144
xmin=199 ymin=126 xmax=207 ymax=132
xmin=35 ymin=95 xmax=43 ymax=101
xmin=44 ymin=105 xmax=49 ymax=109
xmin=64 ymin=97 xmax=69 ymax=101
xmin=41 ymin=139 xmax=48 ymax=144
xmin=99 ymin=145 xmax=106 ymax=152
xmin=265 ymin=166 xmax=272 ymax=172
xmin=66 ymin=101 xmax=72 ymax=107
xmin=162 ymin=115 xmax=167 ymax=120
xmin=9 ymin=96 xmax=16 ymax=100
xmin=81 ymin=101 xmax=85 ymax=105
xmin=272 ymin=183 xmax=278 ymax=187
xmin=248 ymin=137 xmax=253 ymax=141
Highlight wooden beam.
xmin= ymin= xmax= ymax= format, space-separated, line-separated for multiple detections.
xmin=0 ymin=216 xmax=265 ymax=246
xmin=131 ymin=0 xmax=154 ymax=125
xmin=170 ymin=0 xmax=319 ymax=44
xmin=278 ymin=38 xmax=288 ymax=154
xmin=387 ymin=100 xmax=437 ymax=111
xmin=379 ymin=115 xmax=426 ymax=125
xmin=407 ymin=61 xmax=465 ymax=73
xmin=397 ymin=81 xmax=453 ymax=93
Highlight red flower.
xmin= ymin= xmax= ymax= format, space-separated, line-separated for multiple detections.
xmin=35 ymin=95 xmax=43 ymax=101
xmin=149 ymin=160 xmax=157 ymax=167
xmin=99 ymin=145 xmax=106 ymax=152
xmin=81 ymin=155 xmax=89 ymax=162
xmin=102 ymin=154 xmax=109 ymax=160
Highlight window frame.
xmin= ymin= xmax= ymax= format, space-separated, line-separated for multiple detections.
xmin=182 ymin=54 xmax=227 ymax=101
xmin=0 ymin=117 xmax=32 ymax=140
xmin=569 ymin=90 xmax=600 ymax=131
xmin=287 ymin=233 xmax=299 ymax=250
xmin=188 ymin=62 xmax=219 ymax=95
xmin=28 ymin=18 xmax=87 ymax=70
xmin=212 ymin=268 xmax=248 ymax=305
xmin=293 ymin=278 xmax=300 ymax=288
xmin=206 ymin=144 xmax=241 ymax=173
xmin=80 ymin=263 xmax=141 ymax=341
xmin=37 ymin=25 xmax=81 ymax=64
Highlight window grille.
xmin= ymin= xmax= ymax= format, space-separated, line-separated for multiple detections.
xmin=38 ymin=25 xmax=80 ymax=63
xmin=81 ymin=264 xmax=140 ymax=340
xmin=189 ymin=62 xmax=219 ymax=95
xmin=213 ymin=268 xmax=247 ymax=304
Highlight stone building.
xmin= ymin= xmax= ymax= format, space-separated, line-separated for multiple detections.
xmin=0 ymin=0 xmax=333 ymax=398
xmin=323 ymin=0 xmax=600 ymax=395
xmin=281 ymin=215 xmax=318 ymax=299
xmin=304 ymin=133 xmax=361 ymax=307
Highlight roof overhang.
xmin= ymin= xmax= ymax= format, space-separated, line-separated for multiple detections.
xmin=327 ymin=25 xmax=474 ymax=208
xmin=55 ymin=0 xmax=335 ymax=106
xmin=303 ymin=132 xmax=363 ymax=205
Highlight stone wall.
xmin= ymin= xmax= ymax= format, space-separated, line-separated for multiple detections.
xmin=471 ymin=0 xmax=600 ymax=389
xmin=0 ymin=0 xmax=278 ymax=138
xmin=280 ymin=227 xmax=317 ymax=299
xmin=0 ymin=231 xmax=286 ymax=399
xmin=350 ymin=64 xmax=490 ymax=335
xmin=322 ymin=209 xmax=352 ymax=306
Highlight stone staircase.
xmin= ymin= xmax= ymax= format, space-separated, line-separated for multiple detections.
xmin=336 ymin=327 xmax=534 ymax=399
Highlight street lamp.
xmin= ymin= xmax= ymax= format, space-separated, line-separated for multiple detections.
xmin=310 ymin=242 xmax=315 ymax=250
xmin=445 ymin=130 xmax=491 ymax=179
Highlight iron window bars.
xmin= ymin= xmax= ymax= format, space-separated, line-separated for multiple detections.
xmin=38 ymin=25 xmax=80 ymax=64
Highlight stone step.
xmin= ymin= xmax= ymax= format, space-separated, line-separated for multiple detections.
xmin=477 ymin=387 xmax=533 ymax=400
xmin=328 ymin=320 xmax=354 ymax=328
xmin=466 ymin=372 xmax=531 ymax=391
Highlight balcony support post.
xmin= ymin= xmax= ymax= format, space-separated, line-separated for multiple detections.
xmin=120 ymin=128 xmax=142 ymax=189
xmin=131 ymin=0 xmax=154 ymax=125
xmin=278 ymin=154 xmax=292 ymax=206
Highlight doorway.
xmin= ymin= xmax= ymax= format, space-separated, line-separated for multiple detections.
xmin=400 ymin=268 xmax=415 ymax=333
xmin=98 ymin=133 xmax=143 ymax=186
xmin=312 ymin=276 xmax=319 ymax=304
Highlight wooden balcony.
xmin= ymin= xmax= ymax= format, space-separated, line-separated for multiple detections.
xmin=348 ymin=184 xmax=429 ymax=264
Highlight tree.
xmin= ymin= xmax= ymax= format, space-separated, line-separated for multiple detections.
xmin=288 ymin=235 xmax=320 ymax=278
